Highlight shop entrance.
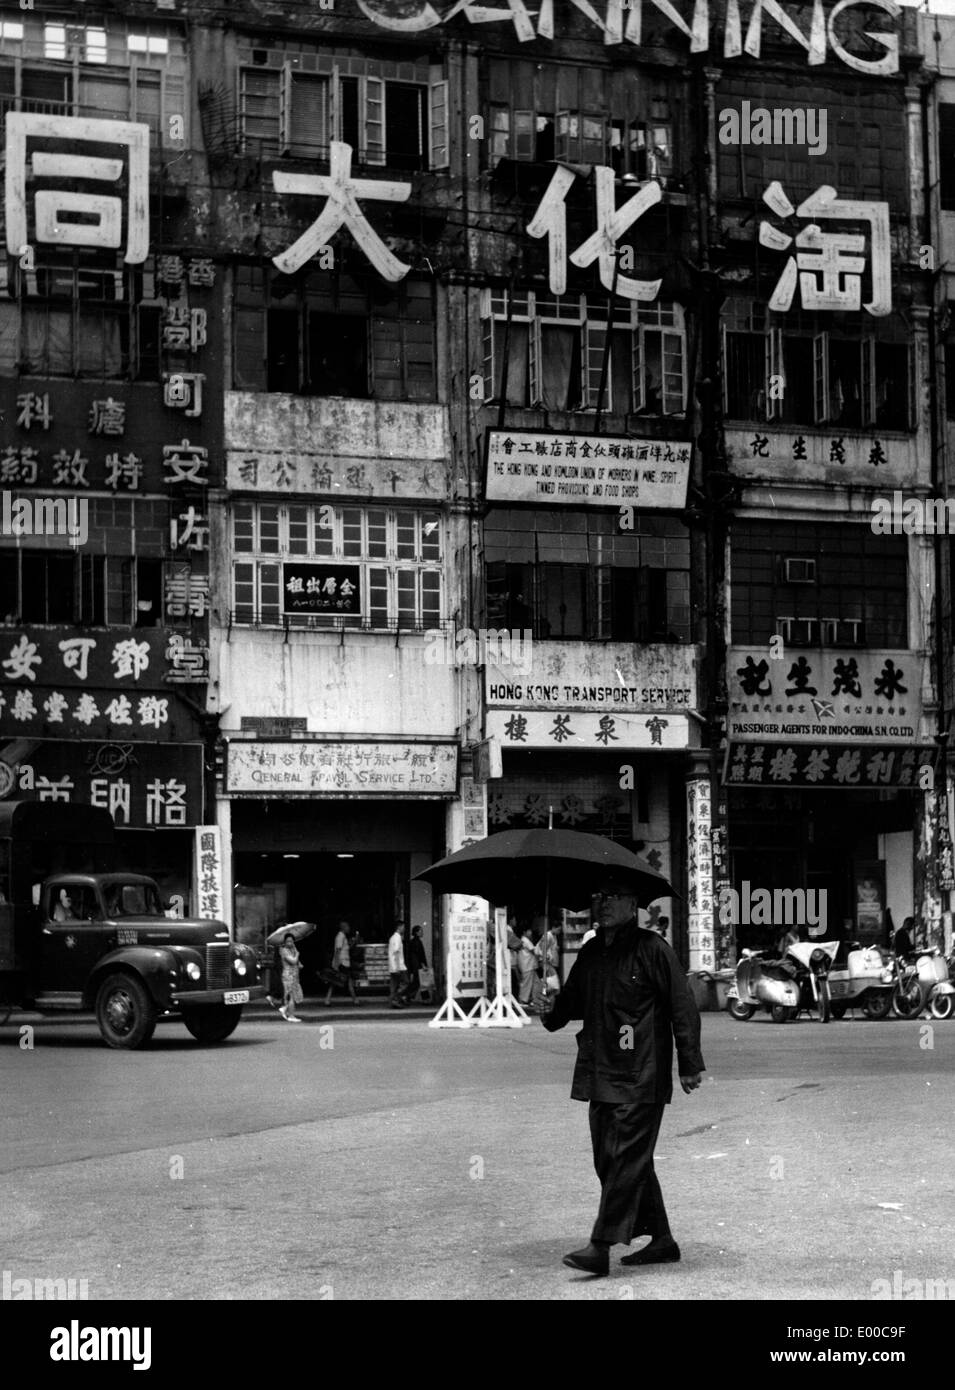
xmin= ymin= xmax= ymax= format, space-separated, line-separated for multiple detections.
xmin=234 ymin=849 xmax=409 ymax=991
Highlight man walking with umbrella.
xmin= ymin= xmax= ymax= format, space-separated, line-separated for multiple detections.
xmin=539 ymin=875 xmax=705 ymax=1276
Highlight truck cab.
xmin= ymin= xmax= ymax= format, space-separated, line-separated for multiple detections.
xmin=0 ymin=802 xmax=265 ymax=1048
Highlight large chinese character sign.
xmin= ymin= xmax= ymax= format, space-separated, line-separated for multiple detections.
xmin=5 ymin=114 xmax=149 ymax=264
xmin=760 ymin=181 xmax=890 ymax=316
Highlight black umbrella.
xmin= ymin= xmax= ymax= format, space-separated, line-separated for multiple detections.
xmin=413 ymin=828 xmax=676 ymax=911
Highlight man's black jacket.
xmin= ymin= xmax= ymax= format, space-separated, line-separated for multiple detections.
xmin=541 ymin=922 xmax=706 ymax=1104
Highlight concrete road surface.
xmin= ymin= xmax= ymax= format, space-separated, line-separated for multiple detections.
xmin=1 ymin=1009 xmax=952 ymax=1301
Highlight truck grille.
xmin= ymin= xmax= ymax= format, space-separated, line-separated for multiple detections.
xmin=206 ymin=943 xmax=232 ymax=988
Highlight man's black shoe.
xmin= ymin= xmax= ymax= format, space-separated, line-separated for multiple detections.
xmin=620 ymin=1239 xmax=680 ymax=1266
xmin=562 ymin=1246 xmax=610 ymax=1276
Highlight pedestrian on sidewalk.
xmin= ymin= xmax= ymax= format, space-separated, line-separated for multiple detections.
xmin=532 ymin=918 xmax=561 ymax=1009
xmin=406 ymin=924 xmax=428 ymax=1001
xmin=278 ymin=933 xmax=304 ymax=1022
xmin=516 ymin=925 xmax=537 ymax=1008
xmin=324 ymin=921 xmax=360 ymax=1006
xmin=388 ymin=923 xmax=409 ymax=1008
xmin=539 ymin=875 xmax=705 ymax=1276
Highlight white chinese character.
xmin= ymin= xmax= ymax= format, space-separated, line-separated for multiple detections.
xmin=272 ymin=142 xmax=412 ymax=282
xmin=90 ymin=777 xmax=131 ymax=823
xmin=43 ymin=691 xmax=69 ymax=723
xmin=162 ymin=439 xmax=209 ymax=485
xmin=35 ymin=774 xmax=74 ymax=803
xmin=5 ymin=114 xmax=149 ymax=263
xmin=104 ymin=452 xmax=143 ymax=491
xmin=162 ymin=372 xmax=205 ymax=418
xmin=162 ymin=306 xmax=207 ymax=352
xmin=760 ymin=182 xmax=891 ymax=316
xmin=88 ymin=397 xmax=126 ymax=436
xmin=339 ymin=579 xmax=356 ymax=597
xmin=322 ymin=577 xmax=337 ymax=595
xmin=527 ymin=166 xmax=663 ymax=300
xmin=137 ymin=696 xmax=169 ymax=729
xmin=105 ymin=694 xmax=134 ymax=726
xmin=51 ymin=449 xmax=89 ymax=487
xmin=187 ymin=257 xmax=215 ymax=287
xmin=58 ymin=637 xmax=96 ymax=682
xmin=157 ymin=254 xmax=185 ymax=285
xmin=164 ymin=569 xmax=208 ymax=619
xmin=72 ymin=693 xmax=100 ymax=726
xmin=170 ymin=507 xmax=208 ymax=552
xmin=146 ymin=778 xmax=187 ymax=826
xmin=3 ymin=636 xmax=42 ymax=682
xmin=16 ymin=392 xmax=52 ymax=430
xmin=111 ymin=638 xmax=151 ymax=681
xmin=164 ymin=634 xmax=209 ymax=683
xmin=12 ymin=689 xmax=36 ymax=720
xmin=286 ymin=577 xmax=304 ymax=594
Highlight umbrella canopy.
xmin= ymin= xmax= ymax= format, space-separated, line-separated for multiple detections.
xmin=413 ymin=829 xmax=676 ymax=910
xmin=266 ymin=920 xmax=317 ymax=948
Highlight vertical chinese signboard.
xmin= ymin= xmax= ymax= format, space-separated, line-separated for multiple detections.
xmin=194 ymin=826 xmax=224 ymax=922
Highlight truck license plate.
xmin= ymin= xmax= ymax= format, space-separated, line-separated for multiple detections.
xmin=223 ymin=990 xmax=249 ymax=1005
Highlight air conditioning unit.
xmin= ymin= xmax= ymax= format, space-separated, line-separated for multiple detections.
xmin=783 ymin=557 xmax=817 ymax=584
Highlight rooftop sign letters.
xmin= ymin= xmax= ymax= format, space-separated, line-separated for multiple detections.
xmin=355 ymin=0 xmax=901 ymax=76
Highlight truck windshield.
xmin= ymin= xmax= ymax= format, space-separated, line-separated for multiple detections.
xmin=104 ymin=883 xmax=164 ymax=917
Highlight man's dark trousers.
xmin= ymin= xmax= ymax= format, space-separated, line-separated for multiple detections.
xmin=588 ymin=1101 xmax=671 ymax=1245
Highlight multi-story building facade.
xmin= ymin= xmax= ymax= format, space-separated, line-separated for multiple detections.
xmin=0 ymin=6 xmax=217 ymax=905
xmin=1 ymin=0 xmax=946 ymax=989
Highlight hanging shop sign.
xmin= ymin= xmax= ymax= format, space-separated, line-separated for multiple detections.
xmin=728 ymin=647 xmax=926 ymax=744
xmin=725 ymin=741 xmax=935 ymax=789
xmin=356 ymin=0 xmax=901 ymax=76
xmin=487 ymin=709 xmax=691 ymax=751
xmin=686 ymin=776 xmax=715 ymax=971
xmin=282 ymin=564 xmax=362 ymax=618
xmin=225 ymin=740 xmax=459 ymax=796
xmin=485 ymin=641 xmax=698 ymax=713
xmin=194 ymin=825 xmax=225 ymax=922
xmin=486 ymin=431 xmax=691 ymax=510
xmin=3 ymin=741 xmax=204 ymax=827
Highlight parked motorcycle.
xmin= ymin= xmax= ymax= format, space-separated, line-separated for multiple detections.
xmin=784 ymin=940 xmax=841 ymax=1022
xmin=892 ymin=947 xmax=955 ymax=1020
xmin=824 ymin=942 xmax=896 ymax=1020
xmin=727 ymin=949 xmax=801 ymax=1023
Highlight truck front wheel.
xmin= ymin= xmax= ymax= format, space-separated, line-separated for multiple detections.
xmin=95 ymin=973 xmax=157 ymax=1050
xmin=181 ymin=1004 xmax=243 ymax=1043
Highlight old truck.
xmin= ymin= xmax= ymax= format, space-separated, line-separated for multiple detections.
xmin=0 ymin=800 xmax=266 ymax=1048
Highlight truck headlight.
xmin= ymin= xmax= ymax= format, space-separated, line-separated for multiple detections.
xmin=880 ymin=968 xmax=894 ymax=983
xmin=186 ymin=961 xmax=201 ymax=981
xmin=234 ymin=959 xmax=247 ymax=977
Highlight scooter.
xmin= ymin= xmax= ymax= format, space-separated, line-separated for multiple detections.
xmin=727 ymin=949 xmax=801 ymax=1024
xmin=823 ymin=942 xmax=896 ymax=1020
xmin=784 ymin=940 xmax=841 ymax=1022
xmin=892 ymin=947 xmax=955 ymax=1020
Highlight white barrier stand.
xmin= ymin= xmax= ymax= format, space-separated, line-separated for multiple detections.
xmin=476 ymin=908 xmax=529 ymax=1028
xmin=429 ymin=951 xmax=473 ymax=1028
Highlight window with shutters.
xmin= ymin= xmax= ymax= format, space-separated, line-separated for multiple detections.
xmin=481 ymin=290 xmax=685 ymax=416
xmin=0 ymin=255 xmax=162 ymax=380
xmin=486 ymin=58 xmax=675 ymax=182
xmin=0 ymin=19 xmax=187 ymax=143
xmin=0 ymin=551 xmax=107 ymax=625
xmin=236 ymin=43 xmax=448 ymax=171
xmin=722 ymin=299 xmax=913 ymax=430
xmin=485 ymin=508 xmax=691 ymax=643
xmin=234 ymin=264 xmax=436 ymax=401
xmin=231 ymin=502 xmax=443 ymax=630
